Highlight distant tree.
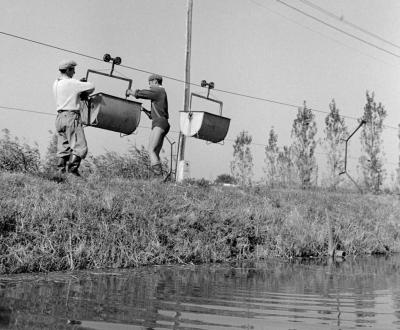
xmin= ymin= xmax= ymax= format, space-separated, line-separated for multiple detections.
xmin=215 ymin=173 xmax=237 ymax=185
xmin=323 ymin=99 xmax=348 ymax=188
xmin=359 ymin=91 xmax=386 ymax=193
xmin=0 ymin=128 xmax=40 ymax=173
xmin=276 ymin=145 xmax=296 ymax=187
xmin=291 ymin=102 xmax=317 ymax=188
xmin=263 ymin=127 xmax=279 ymax=186
xmin=230 ymin=130 xmax=253 ymax=186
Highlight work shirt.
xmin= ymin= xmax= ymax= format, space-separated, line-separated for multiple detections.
xmin=53 ymin=77 xmax=94 ymax=111
xmin=134 ymin=86 xmax=169 ymax=120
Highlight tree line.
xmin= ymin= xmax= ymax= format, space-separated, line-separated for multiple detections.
xmin=228 ymin=91 xmax=396 ymax=193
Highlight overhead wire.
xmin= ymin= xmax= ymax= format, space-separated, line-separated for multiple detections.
xmin=274 ymin=0 xmax=400 ymax=59
xmin=248 ymin=0 xmax=398 ymax=69
xmin=1 ymin=27 xmax=400 ymax=136
xmin=2 ymin=30 xmax=398 ymax=132
xmin=0 ymin=30 xmax=398 ymax=130
xmin=297 ymin=0 xmax=400 ymax=51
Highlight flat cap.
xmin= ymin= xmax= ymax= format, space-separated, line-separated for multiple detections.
xmin=58 ymin=60 xmax=77 ymax=70
xmin=148 ymin=74 xmax=163 ymax=82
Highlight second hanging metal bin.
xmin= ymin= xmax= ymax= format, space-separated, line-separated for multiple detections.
xmin=179 ymin=91 xmax=230 ymax=143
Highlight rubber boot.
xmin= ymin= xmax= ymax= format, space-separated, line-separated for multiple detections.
xmin=150 ymin=163 xmax=163 ymax=180
xmin=57 ymin=156 xmax=69 ymax=174
xmin=67 ymin=154 xmax=81 ymax=177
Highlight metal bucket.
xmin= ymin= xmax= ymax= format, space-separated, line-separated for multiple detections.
xmin=81 ymin=93 xmax=142 ymax=135
xmin=180 ymin=111 xmax=230 ymax=143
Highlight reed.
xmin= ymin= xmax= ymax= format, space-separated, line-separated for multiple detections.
xmin=1 ymin=172 xmax=399 ymax=274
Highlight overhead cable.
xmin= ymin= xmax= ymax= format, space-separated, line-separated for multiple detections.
xmin=298 ymin=0 xmax=400 ymax=50
xmin=0 ymin=30 xmax=397 ymax=130
xmin=248 ymin=0 xmax=398 ymax=68
xmin=275 ymin=0 xmax=400 ymax=59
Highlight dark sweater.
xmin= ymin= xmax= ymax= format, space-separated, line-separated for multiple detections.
xmin=134 ymin=86 xmax=169 ymax=120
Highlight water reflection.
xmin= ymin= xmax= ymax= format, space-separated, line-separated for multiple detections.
xmin=1 ymin=256 xmax=400 ymax=329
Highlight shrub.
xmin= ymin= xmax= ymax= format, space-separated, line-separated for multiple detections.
xmin=90 ymin=145 xmax=169 ymax=179
xmin=0 ymin=129 xmax=40 ymax=173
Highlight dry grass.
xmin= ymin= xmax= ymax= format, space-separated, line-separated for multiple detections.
xmin=1 ymin=172 xmax=399 ymax=274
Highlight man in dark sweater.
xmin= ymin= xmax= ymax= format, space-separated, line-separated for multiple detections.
xmin=126 ymin=74 xmax=170 ymax=177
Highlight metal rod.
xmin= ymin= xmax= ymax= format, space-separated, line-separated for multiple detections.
xmin=346 ymin=120 xmax=366 ymax=141
xmin=338 ymin=120 xmax=366 ymax=193
xmin=110 ymin=62 xmax=115 ymax=75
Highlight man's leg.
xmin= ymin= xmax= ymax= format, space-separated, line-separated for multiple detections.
xmin=67 ymin=154 xmax=81 ymax=176
xmin=149 ymin=127 xmax=166 ymax=176
xmin=56 ymin=127 xmax=71 ymax=174
xmin=55 ymin=113 xmax=71 ymax=173
xmin=66 ymin=114 xmax=88 ymax=176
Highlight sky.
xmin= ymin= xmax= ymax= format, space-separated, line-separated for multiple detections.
xmin=0 ymin=0 xmax=399 ymax=184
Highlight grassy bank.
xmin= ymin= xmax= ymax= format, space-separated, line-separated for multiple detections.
xmin=1 ymin=172 xmax=400 ymax=274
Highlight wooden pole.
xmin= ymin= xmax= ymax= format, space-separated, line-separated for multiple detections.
xmin=176 ymin=0 xmax=193 ymax=182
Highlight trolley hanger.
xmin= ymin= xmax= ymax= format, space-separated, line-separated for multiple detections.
xmin=85 ymin=54 xmax=132 ymax=93
xmin=189 ymin=80 xmax=223 ymax=117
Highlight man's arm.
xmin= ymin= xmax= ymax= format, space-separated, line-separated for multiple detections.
xmin=127 ymin=88 xmax=158 ymax=101
xmin=77 ymin=80 xmax=95 ymax=94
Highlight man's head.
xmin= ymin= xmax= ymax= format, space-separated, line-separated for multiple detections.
xmin=148 ymin=74 xmax=163 ymax=86
xmin=59 ymin=60 xmax=77 ymax=78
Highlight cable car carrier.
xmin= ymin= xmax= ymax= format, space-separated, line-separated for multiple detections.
xmin=179 ymin=80 xmax=230 ymax=143
xmin=81 ymin=54 xmax=142 ymax=135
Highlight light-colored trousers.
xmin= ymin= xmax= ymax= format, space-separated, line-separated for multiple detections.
xmin=55 ymin=111 xmax=88 ymax=159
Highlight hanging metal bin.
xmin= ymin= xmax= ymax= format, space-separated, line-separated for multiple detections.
xmin=180 ymin=111 xmax=230 ymax=143
xmin=81 ymin=93 xmax=142 ymax=135
xmin=179 ymin=92 xmax=230 ymax=143
xmin=80 ymin=66 xmax=141 ymax=135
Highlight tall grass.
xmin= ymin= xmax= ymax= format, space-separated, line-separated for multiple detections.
xmin=1 ymin=129 xmax=400 ymax=274
xmin=1 ymin=171 xmax=399 ymax=274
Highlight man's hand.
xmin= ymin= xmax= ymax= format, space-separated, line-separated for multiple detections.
xmin=141 ymin=107 xmax=152 ymax=120
xmin=80 ymin=91 xmax=89 ymax=101
xmin=126 ymin=89 xmax=140 ymax=98
xmin=126 ymin=89 xmax=133 ymax=98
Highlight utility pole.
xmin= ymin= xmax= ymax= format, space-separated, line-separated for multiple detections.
xmin=176 ymin=0 xmax=193 ymax=182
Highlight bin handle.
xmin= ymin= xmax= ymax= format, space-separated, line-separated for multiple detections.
xmin=190 ymin=92 xmax=223 ymax=116
xmin=85 ymin=69 xmax=133 ymax=91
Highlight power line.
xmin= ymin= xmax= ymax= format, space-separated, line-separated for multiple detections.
xmin=275 ymin=0 xmax=400 ymax=59
xmin=0 ymin=30 xmax=398 ymax=131
xmin=297 ymin=0 xmax=400 ymax=51
xmin=248 ymin=0 xmax=398 ymax=68
xmin=0 ymin=105 xmax=163 ymax=132
xmin=0 ymin=105 xmax=54 ymax=116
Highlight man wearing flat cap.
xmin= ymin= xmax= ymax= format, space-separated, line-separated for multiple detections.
xmin=53 ymin=60 xmax=95 ymax=176
xmin=126 ymin=74 xmax=170 ymax=178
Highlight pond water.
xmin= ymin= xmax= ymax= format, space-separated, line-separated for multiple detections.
xmin=1 ymin=256 xmax=400 ymax=329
